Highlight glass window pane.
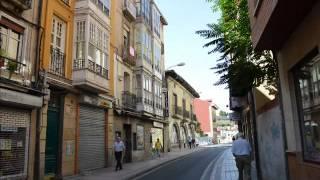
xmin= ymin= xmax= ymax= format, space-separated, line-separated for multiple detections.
xmin=295 ymin=54 xmax=320 ymax=163
xmin=7 ymin=38 xmax=19 ymax=59
xmin=88 ymin=43 xmax=95 ymax=60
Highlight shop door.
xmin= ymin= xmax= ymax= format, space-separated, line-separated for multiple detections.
xmin=123 ymin=124 xmax=132 ymax=163
xmin=45 ymin=106 xmax=60 ymax=174
xmin=151 ymin=128 xmax=163 ymax=149
xmin=79 ymin=105 xmax=105 ymax=171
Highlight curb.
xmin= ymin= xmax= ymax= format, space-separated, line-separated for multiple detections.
xmin=209 ymin=148 xmax=230 ymax=180
xmin=125 ymin=148 xmax=206 ymax=180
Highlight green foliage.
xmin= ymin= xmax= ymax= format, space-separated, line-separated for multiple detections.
xmin=7 ymin=60 xmax=18 ymax=73
xmin=197 ymin=0 xmax=278 ymax=96
xmin=219 ymin=110 xmax=228 ymax=116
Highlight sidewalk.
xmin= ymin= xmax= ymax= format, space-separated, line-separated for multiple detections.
xmin=64 ymin=147 xmax=204 ymax=180
xmin=211 ymin=148 xmax=258 ymax=180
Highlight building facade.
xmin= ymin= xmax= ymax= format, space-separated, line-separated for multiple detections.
xmin=247 ymin=0 xmax=320 ymax=179
xmin=111 ymin=0 xmax=168 ymax=162
xmin=0 ymin=0 xmax=44 ymax=179
xmin=193 ymin=99 xmax=214 ymax=138
xmin=39 ymin=0 xmax=77 ymax=178
xmin=165 ymin=70 xmax=199 ymax=150
xmin=73 ymin=0 xmax=113 ymax=174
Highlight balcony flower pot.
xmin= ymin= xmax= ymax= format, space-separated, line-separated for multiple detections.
xmin=7 ymin=60 xmax=18 ymax=79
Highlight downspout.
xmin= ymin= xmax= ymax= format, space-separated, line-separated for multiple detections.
xmin=272 ymin=50 xmax=289 ymax=180
xmin=34 ymin=0 xmax=44 ymax=179
xmin=249 ymin=89 xmax=262 ymax=180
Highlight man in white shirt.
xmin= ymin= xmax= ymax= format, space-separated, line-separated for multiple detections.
xmin=232 ymin=133 xmax=252 ymax=180
xmin=114 ymin=137 xmax=125 ymax=171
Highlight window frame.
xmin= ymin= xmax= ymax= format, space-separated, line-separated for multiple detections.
xmin=292 ymin=47 xmax=320 ymax=164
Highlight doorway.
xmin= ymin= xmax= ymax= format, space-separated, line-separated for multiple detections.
xmin=45 ymin=94 xmax=61 ymax=175
xmin=123 ymin=124 xmax=132 ymax=163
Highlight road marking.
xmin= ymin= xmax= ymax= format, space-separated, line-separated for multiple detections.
xmin=199 ymin=148 xmax=228 ymax=180
xmin=131 ymin=148 xmax=207 ymax=180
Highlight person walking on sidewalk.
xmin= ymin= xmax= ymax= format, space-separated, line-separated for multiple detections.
xmin=232 ymin=133 xmax=252 ymax=180
xmin=114 ymin=137 xmax=125 ymax=171
xmin=155 ymin=138 xmax=162 ymax=158
xmin=188 ymin=136 xmax=192 ymax=149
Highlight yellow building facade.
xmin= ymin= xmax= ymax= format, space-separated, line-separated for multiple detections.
xmin=39 ymin=0 xmax=77 ymax=179
xmin=165 ymin=70 xmax=199 ymax=150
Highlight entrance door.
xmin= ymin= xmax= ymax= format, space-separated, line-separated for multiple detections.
xmin=45 ymin=104 xmax=60 ymax=174
xmin=123 ymin=124 xmax=132 ymax=163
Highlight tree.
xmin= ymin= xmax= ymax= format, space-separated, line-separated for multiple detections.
xmin=196 ymin=0 xmax=278 ymax=96
xmin=219 ymin=110 xmax=228 ymax=116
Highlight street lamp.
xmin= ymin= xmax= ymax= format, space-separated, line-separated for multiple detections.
xmin=166 ymin=62 xmax=186 ymax=70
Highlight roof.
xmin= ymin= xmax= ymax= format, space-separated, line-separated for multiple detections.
xmin=165 ymin=70 xmax=200 ymax=98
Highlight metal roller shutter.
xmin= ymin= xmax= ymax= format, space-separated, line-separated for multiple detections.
xmin=79 ymin=105 xmax=105 ymax=171
xmin=0 ymin=107 xmax=30 ymax=179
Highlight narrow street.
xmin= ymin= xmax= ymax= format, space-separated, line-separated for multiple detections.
xmin=136 ymin=147 xmax=228 ymax=180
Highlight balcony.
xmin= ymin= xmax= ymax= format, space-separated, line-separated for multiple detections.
xmin=50 ymin=48 xmax=65 ymax=77
xmin=0 ymin=56 xmax=30 ymax=85
xmin=73 ymin=58 xmax=110 ymax=93
xmin=172 ymin=105 xmax=182 ymax=118
xmin=183 ymin=110 xmax=190 ymax=120
xmin=123 ymin=0 xmax=136 ymax=21
xmin=122 ymin=46 xmax=136 ymax=66
xmin=122 ymin=91 xmax=136 ymax=110
xmin=0 ymin=0 xmax=32 ymax=11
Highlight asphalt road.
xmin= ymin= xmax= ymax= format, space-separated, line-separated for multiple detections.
xmin=136 ymin=147 xmax=228 ymax=180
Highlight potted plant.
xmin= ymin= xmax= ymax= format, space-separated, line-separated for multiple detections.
xmin=7 ymin=60 xmax=18 ymax=79
xmin=0 ymin=49 xmax=6 ymax=68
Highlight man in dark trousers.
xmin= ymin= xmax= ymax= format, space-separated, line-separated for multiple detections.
xmin=114 ymin=137 xmax=125 ymax=171
xmin=232 ymin=133 xmax=252 ymax=180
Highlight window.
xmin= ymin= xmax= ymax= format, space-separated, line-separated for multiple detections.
xmin=51 ymin=16 xmax=65 ymax=52
xmin=0 ymin=22 xmax=22 ymax=60
xmin=90 ymin=0 xmax=110 ymax=16
xmin=50 ymin=16 xmax=66 ymax=76
xmin=76 ymin=21 xmax=85 ymax=59
xmin=294 ymin=51 xmax=320 ymax=163
xmin=173 ymin=93 xmax=178 ymax=114
xmin=88 ymin=21 xmax=109 ymax=74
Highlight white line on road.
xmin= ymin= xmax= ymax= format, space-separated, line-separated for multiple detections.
xmin=199 ymin=149 xmax=227 ymax=180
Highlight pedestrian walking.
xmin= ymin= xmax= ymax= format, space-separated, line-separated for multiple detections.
xmin=155 ymin=138 xmax=162 ymax=158
xmin=188 ymin=136 xmax=192 ymax=149
xmin=232 ymin=133 xmax=252 ymax=180
xmin=192 ymin=138 xmax=196 ymax=148
xmin=114 ymin=137 xmax=125 ymax=171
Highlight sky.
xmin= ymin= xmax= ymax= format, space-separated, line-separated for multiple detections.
xmin=154 ymin=0 xmax=230 ymax=112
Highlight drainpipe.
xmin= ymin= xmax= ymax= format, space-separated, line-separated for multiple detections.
xmin=272 ymin=50 xmax=289 ymax=180
xmin=249 ymin=89 xmax=262 ymax=180
xmin=34 ymin=0 xmax=44 ymax=179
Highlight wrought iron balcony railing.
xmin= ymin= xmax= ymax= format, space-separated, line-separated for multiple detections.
xmin=3 ymin=0 xmax=32 ymax=10
xmin=172 ymin=105 xmax=183 ymax=116
xmin=122 ymin=46 xmax=136 ymax=66
xmin=0 ymin=55 xmax=26 ymax=79
xmin=50 ymin=48 xmax=65 ymax=77
xmin=183 ymin=110 xmax=190 ymax=119
xmin=73 ymin=59 xmax=108 ymax=79
xmin=122 ymin=91 xmax=136 ymax=110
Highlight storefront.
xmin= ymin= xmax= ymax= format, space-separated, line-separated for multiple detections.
xmin=150 ymin=122 xmax=164 ymax=149
xmin=78 ymin=95 xmax=111 ymax=172
xmin=0 ymin=107 xmax=30 ymax=179
xmin=0 ymin=87 xmax=42 ymax=179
